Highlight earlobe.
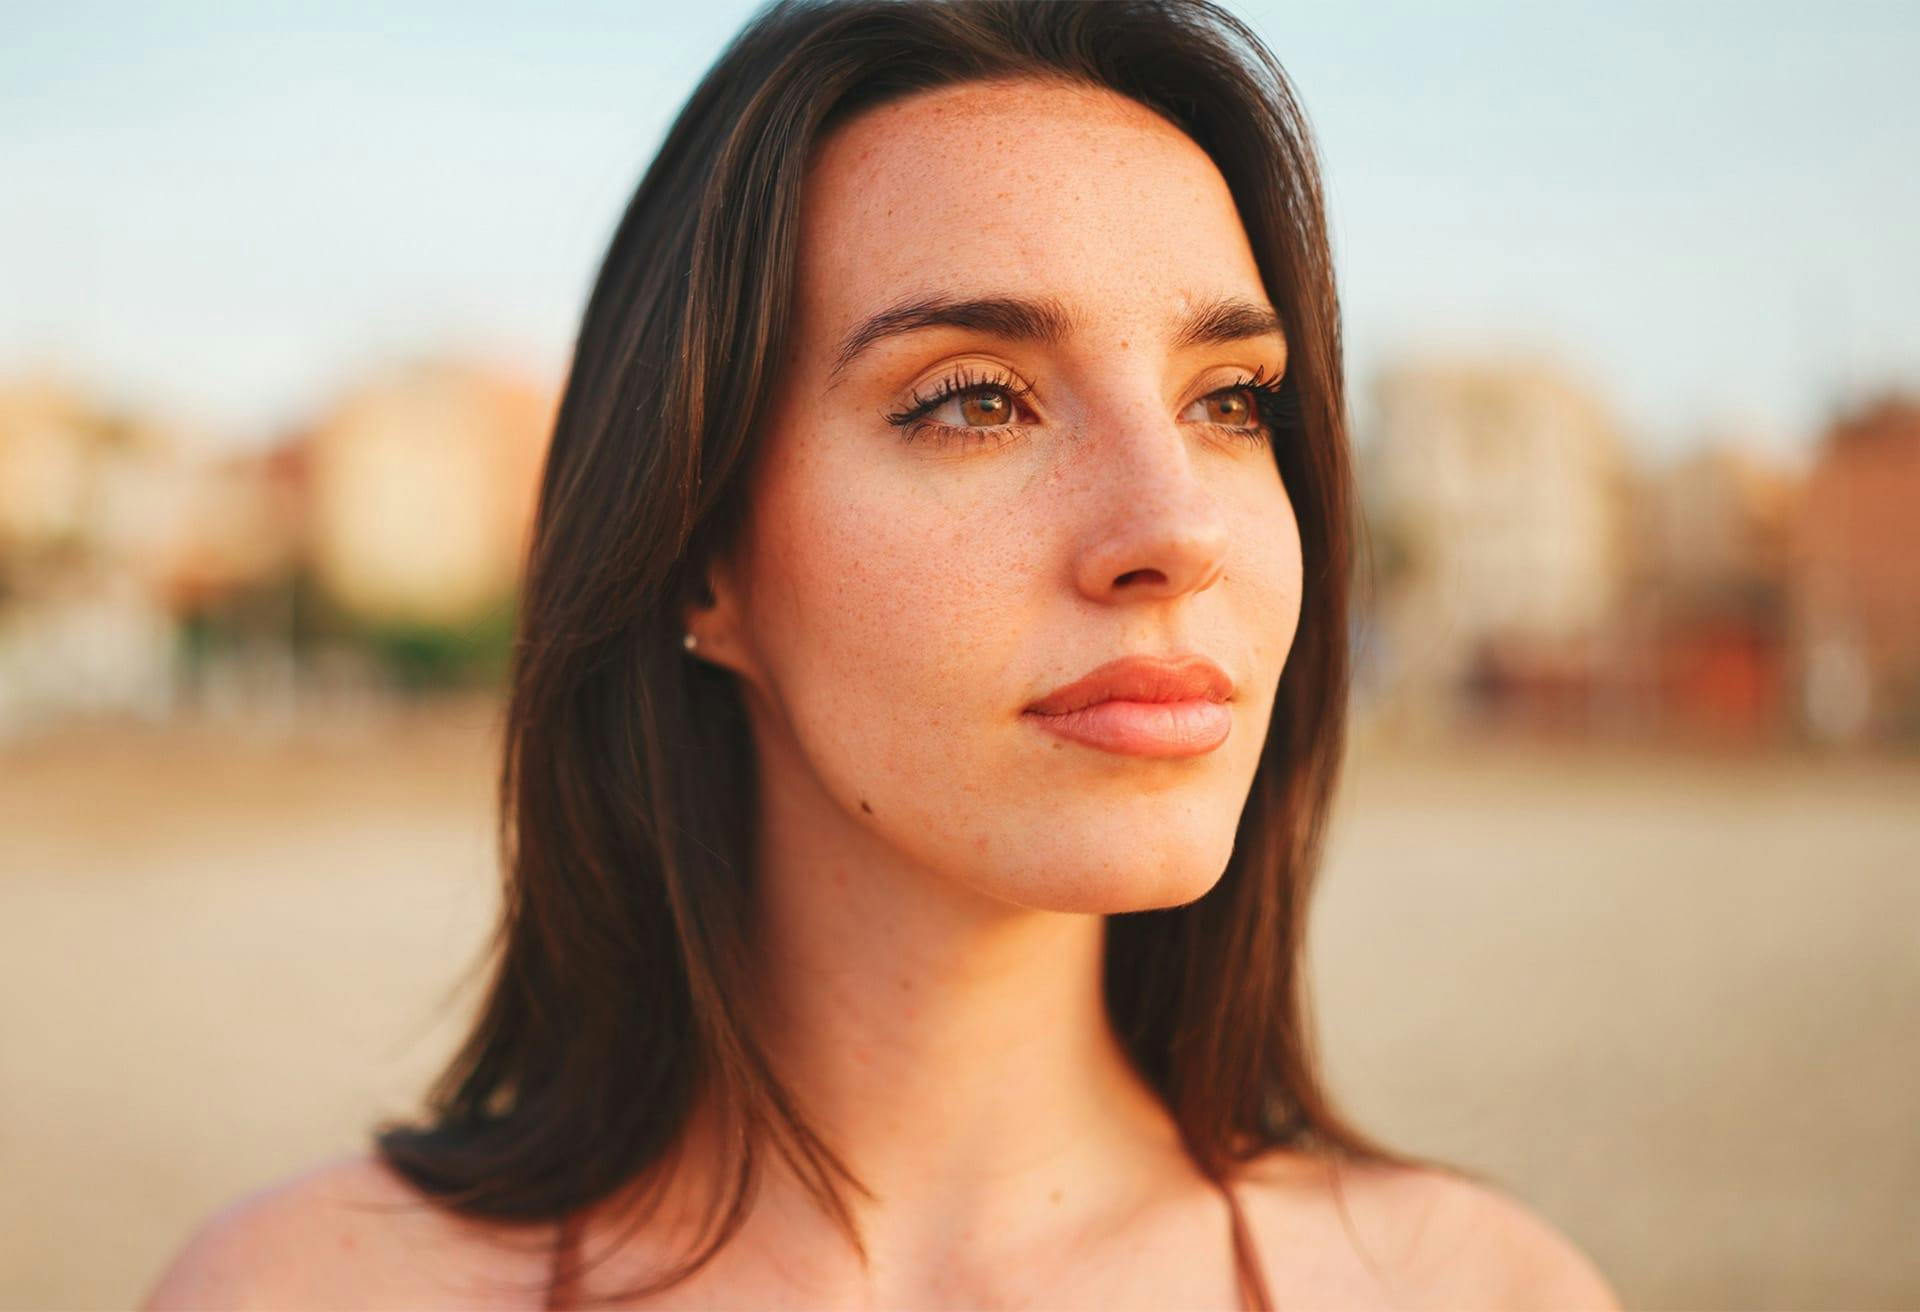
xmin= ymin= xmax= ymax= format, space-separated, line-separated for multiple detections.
xmin=678 ymin=549 xmax=726 ymax=651
xmin=678 ymin=594 xmax=724 ymax=662
xmin=678 ymin=607 xmax=734 ymax=673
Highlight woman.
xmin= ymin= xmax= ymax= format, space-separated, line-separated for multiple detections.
xmin=145 ymin=1 xmax=1618 ymax=1307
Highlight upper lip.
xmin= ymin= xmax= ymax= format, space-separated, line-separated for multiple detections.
xmin=1025 ymin=654 xmax=1234 ymax=716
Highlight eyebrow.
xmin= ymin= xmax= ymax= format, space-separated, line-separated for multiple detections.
xmin=826 ymin=291 xmax=1285 ymax=383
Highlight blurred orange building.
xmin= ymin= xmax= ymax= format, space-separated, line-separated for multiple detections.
xmin=1790 ymin=395 xmax=1920 ymax=744
xmin=299 ymin=361 xmax=553 ymax=628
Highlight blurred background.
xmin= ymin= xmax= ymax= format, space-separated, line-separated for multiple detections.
xmin=2 ymin=2 xmax=1916 ymax=1308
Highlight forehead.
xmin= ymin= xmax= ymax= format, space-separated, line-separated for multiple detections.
xmin=792 ymin=77 xmax=1268 ymax=352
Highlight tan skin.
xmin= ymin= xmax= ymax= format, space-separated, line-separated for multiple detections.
xmin=143 ymin=78 xmax=1619 ymax=1310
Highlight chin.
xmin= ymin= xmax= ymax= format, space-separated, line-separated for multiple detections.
xmin=973 ymin=823 xmax=1237 ymax=916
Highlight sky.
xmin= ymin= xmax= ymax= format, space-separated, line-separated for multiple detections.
xmin=2 ymin=0 xmax=1916 ymax=460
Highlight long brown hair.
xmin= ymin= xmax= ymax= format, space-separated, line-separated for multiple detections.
xmin=374 ymin=0 xmax=1465 ymax=1302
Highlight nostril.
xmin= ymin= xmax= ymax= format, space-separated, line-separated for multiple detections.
xmin=1115 ymin=567 xmax=1167 ymax=588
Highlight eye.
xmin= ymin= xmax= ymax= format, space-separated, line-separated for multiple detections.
xmin=1182 ymin=367 xmax=1288 ymax=447
xmin=883 ymin=364 xmax=1037 ymax=449
xmin=930 ymin=386 xmax=1018 ymax=429
xmin=1187 ymin=388 xmax=1257 ymax=427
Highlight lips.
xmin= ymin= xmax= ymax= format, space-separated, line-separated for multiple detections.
xmin=1025 ymin=654 xmax=1234 ymax=715
xmin=1022 ymin=654 xmax=1234 ymax=757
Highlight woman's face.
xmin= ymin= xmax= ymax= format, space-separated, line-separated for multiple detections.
xmin=696 ymin=76 xmax=1302 ymax=914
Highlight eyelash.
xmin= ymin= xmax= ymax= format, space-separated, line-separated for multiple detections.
xmin=881 ymin=364 xmax=1293 ymax=451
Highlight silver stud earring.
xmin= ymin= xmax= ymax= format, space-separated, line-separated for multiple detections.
xmin=682 ymin=631 xmax=698 ymax=652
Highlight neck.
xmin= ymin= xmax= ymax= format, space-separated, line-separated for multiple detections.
xmin=729 ymin=732 xmax=1196 ymax=1266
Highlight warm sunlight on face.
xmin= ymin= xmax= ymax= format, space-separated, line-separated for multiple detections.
xmin=701 ymin=76 xmax=1302 ymax=914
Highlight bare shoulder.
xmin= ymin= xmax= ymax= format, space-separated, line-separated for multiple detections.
xmin=1237 ymin=1149 xmax=1621 ymax=1311
xmin=139 ymin=1151 xmax=555 ymax=1311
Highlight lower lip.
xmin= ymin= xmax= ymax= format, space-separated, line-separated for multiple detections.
xmin=1022 ymin=699 xmax=1231 ymax=757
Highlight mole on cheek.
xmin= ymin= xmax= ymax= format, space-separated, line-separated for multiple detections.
xmin=859 ymin=799 xmax=874 ymax=814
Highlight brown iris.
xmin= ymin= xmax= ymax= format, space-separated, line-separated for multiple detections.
xmin=1200 ymin=388 xmax=1255 ymax=427
xmin=957 ymin=388 xmax=1012 ymax=426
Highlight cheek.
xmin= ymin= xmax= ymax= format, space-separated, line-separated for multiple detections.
xmin=743 ymin=448 xmax=1032 ymax=778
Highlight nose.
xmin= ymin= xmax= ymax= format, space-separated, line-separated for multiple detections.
xmin=1070 ymin=405 xmax=1231 ymax=603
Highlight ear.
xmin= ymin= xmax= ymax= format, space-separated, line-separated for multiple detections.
xmin=679 ymin=547 xmax=761 ymax=685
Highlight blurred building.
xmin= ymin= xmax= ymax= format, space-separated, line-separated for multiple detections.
xmin=0 ymin=378 xmax=96 ymax=557
xmin=1790 ymin=394 xmax=1920 ymax=745
xmin=1628 ymin=442 xmax=1803 ymax=743
xmin=152 ymin=443 xmax=306 ymax=616
xmin=1635 ymin=442 xmax=1800 ymax=606
xmin=0 ymin=360 xmax=555 ymax=735
xmin=301 ymin=361 xmax=552 ymax=628
xmin=0 ymin=379 xmax=188 ymax=733
xmin=1359 ymin=358 xmax=1634 ymax=734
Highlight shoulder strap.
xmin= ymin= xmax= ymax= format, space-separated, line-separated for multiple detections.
xmin=544 ymin=1213 xmax=580 ymax=1311
xmin=1221 ymin=1179 xmax=1276 ymax=1312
